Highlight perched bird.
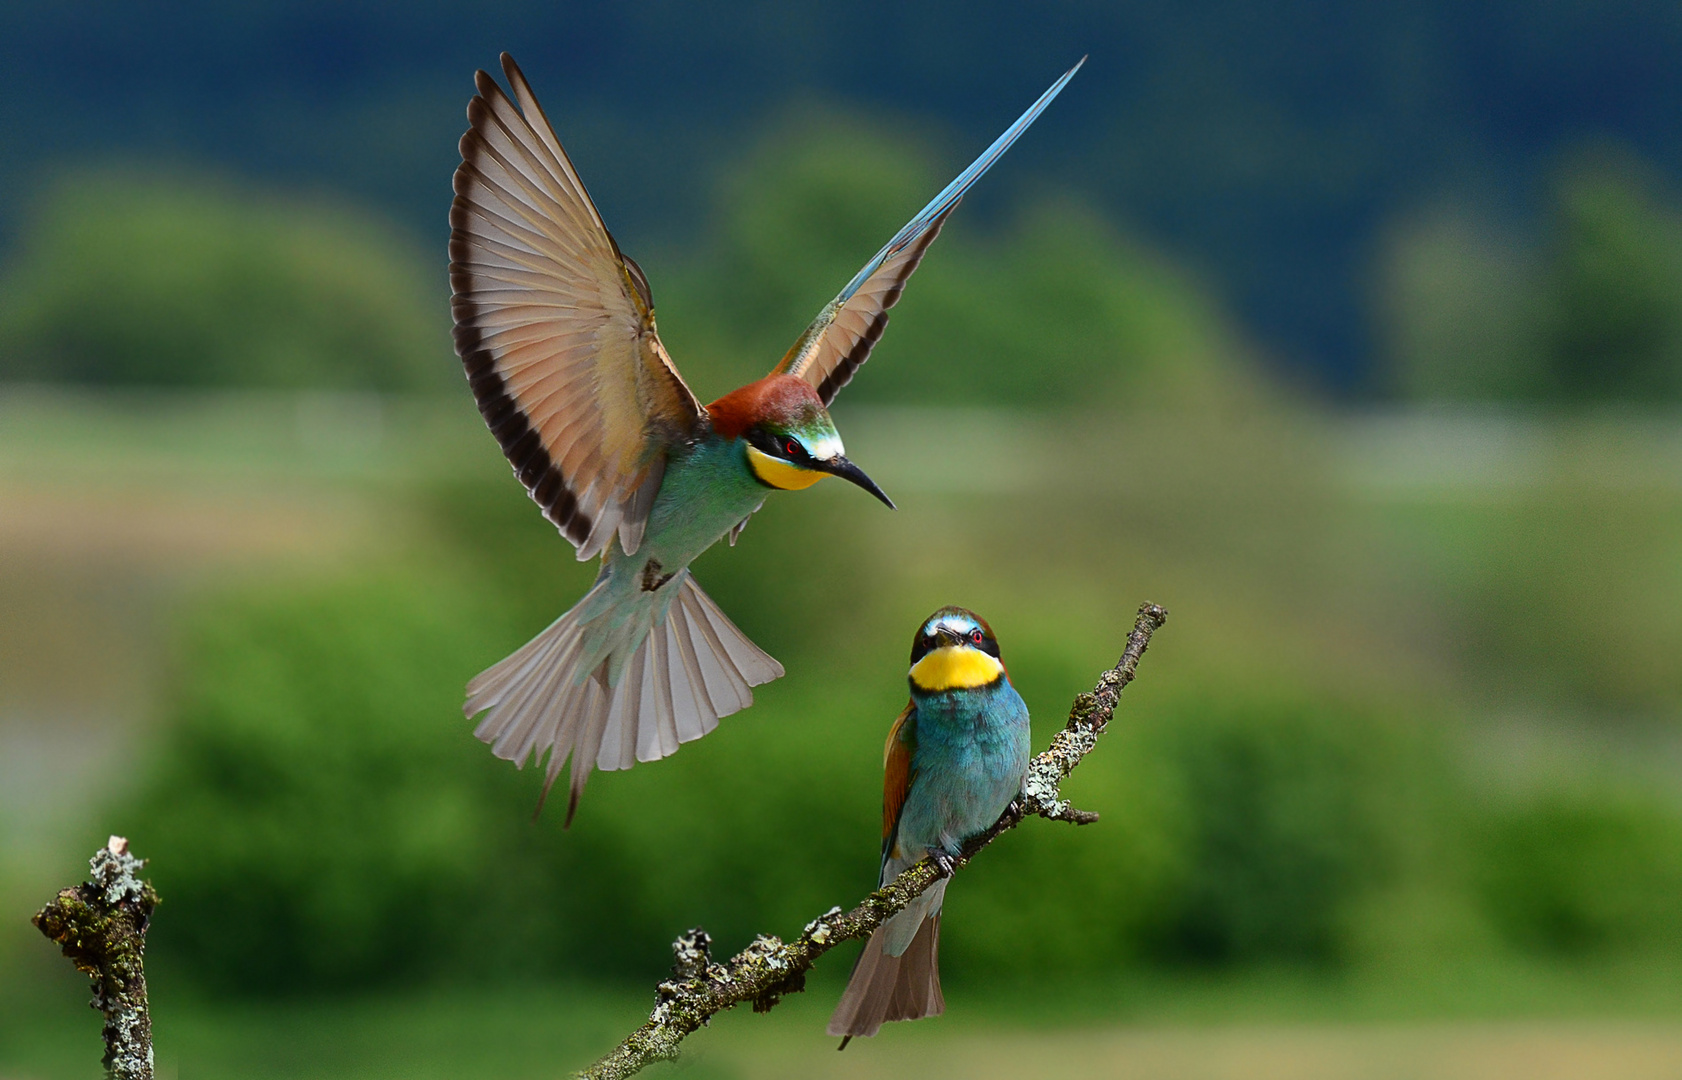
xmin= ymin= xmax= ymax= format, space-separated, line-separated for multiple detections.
xmin=829 ymin=606 xmax=1031 ymax=1046
xmin=451 ymin=55 xmax=1080 ymax=825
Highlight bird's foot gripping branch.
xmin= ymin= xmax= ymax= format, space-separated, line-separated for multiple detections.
xmin=579 ymin=602 xmax=1168 ymax=1080
xmin=33 ymin=836 xmax=160 ymax=1080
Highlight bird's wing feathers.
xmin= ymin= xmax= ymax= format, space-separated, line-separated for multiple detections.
xmin=451 ymin=54 xmax=705 ymax=560
xmin=882 ymin=701 xmax=917 ymax=861
xmin=776 ymin=57 xmax=1085 ymax=405
xmin=774 ymin=216 xmax=951 ymax=407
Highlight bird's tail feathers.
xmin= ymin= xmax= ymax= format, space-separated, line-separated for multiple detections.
xmin=465 ymin=575 xmax=783 ymax=826
xmin=826 ymin=904 xmax=945 ymax=1043
xmin=880 ymin=877 xmax=946 ymax=956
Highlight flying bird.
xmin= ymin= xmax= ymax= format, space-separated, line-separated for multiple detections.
xmin=828 ymin=606 xmax=1031 ymax=1046
xmin=451 ymin=54 xmax=1081 ymax=825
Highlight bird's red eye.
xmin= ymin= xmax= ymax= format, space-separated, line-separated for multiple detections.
xmin=970 ymin=629 xmax=984 ymax=645
xmin=785 ymin=439 xmax=798 ymax=457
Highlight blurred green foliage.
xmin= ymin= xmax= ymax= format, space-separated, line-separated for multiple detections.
xmin=19 ymin=134 xmax=1681 ymax=1004
xmin=1479 ymin=789 xmax=1682 ymax=955
xmin=0 ymin=119 xmax=1248 ymax=410
xmin=128 ymin=574 xmax=523 ymax=992
xmin=1384 ymin=151 xmax=1682 ymax=403
xmin=0 ymin=171 xmax=452 ymax=390
xmin=126 ymin=539 xmax=1448 ymax=993
xmin=1137 ymin=690 xmax=1415 ymax=966
xmin=658 ymin=116 xmax=1247 ymax=410
xmin=1543 ymin=165 xmax=1682 ymax=401
xmin=1379 ymin=211 xmax=1538 ymax=402
xmin=126 ymin=461 xmax=1682 ymax=997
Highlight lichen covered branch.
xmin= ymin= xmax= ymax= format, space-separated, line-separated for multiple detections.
xmin=33 ymin=836 xmax=159 ymax=1080
xmin=579 ymin=602 xmax=1168 ymax=1080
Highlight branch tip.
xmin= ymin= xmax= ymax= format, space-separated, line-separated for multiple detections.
xmin=35 ymin=839 xmax=158 ymax=1080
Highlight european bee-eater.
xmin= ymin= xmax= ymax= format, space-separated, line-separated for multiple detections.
xmin=451 ymin=55 xmax=1079 ymax=824
xmin=829 ymin=606 xmax=1030 ymax=1045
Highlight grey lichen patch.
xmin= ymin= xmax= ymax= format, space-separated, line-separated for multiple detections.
xmin=102 ymin=996 xmax=154 ymax=1079
xmin=91 ymin=836 xmax=149 ymax=908
xmin=743 ymin=934 xmax=785 ymax=966
xmin=670 ymin=927 xmax=712 ymax=979
xmin=803 ymin=906 xmax=843 ymax=944
xmin=1020 ymin=763 xmax=1066 ymax=812
xmin=35 ymin=837 xmax=159 ymax=1080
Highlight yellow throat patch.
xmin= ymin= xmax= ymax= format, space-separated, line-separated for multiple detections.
xmin=746 ymin=444 xmax=827 ymax=491
xmin=909 ymin=646 xmax=1005 ymax=691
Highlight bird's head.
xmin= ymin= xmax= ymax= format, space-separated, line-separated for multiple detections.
xmin=908 ymin=606 xmax=1007 ymax=692
xmin=707 ymin=374 xmax=894 ymax=508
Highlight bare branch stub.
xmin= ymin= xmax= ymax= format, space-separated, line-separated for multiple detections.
xmin=33 ymin=836 xmax=159 ymax=1080
xmin=578 ymin=602 xmax=1168 ymax=1080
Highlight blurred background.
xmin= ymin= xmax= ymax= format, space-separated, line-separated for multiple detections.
xmin=5 ymin=3 xmax=1682 ymax=1078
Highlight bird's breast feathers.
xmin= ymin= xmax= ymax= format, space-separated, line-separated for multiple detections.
xmin=909 ymin=646 xmax=1005 ymax=692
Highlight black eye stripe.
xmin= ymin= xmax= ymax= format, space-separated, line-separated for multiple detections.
xmin=909 ymin=625 xmax=1000 ymax=663
xmin=749 ymin=427 xmax=807 ymax=461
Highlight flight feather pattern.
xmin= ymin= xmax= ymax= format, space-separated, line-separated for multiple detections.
xmin=451 ymin=57 xmax=704 ymax=561
xmin=778 ymin=56 xmax=1085 ymax=404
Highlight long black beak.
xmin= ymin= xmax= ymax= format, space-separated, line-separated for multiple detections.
xmin=821 ymin=455 xmax=895 ymax=509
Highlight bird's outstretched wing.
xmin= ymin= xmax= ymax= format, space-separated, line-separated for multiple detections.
xmin=776 ymin=58 xmax=1085 ymax=405
xmin=881 ymin=701 xmax=917 ymax=867
xmin=451 ymin=53 xmax=706 ymax=561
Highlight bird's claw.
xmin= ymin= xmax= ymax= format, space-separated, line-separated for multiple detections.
xmin=927 ymin=849 xmax=958 ymax=879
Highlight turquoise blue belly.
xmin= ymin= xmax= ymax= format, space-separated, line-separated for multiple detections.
xmin=897 ymin=680 xmax=1031 ymax=858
